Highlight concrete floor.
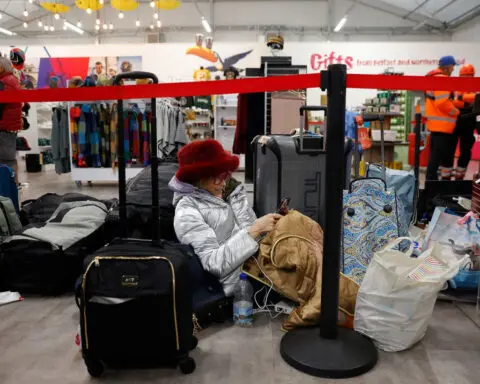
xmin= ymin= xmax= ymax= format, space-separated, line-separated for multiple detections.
xmin=1 ymin=166 xmax=480 ymax=384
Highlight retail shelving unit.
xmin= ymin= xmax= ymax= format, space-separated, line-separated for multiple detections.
xmin=213 ymin=94 xmax=245 ymax=169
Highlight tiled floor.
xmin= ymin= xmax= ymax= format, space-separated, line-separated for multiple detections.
xmin=1 ymin=166 xmax=480 ymax=384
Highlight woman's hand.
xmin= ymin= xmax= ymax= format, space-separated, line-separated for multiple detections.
xmin=248 ymin=213 xmax=282 ymax=239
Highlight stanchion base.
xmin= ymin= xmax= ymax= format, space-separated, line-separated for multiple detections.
xmin=280 ymin=327 xmax=378 ymax=379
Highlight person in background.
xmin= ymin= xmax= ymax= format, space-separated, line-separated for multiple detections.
xmin=425 ymin=55 xmax=460 ymax=180
xmin=0 ymin=56 xmax=22 ymax=186
xmin=169 ymin=139 xmax=281 ymax=296
xmin=93 ymin=61 xmax=108 ymax=83
xmin=452 ymin=64 xmax=477 ymax=180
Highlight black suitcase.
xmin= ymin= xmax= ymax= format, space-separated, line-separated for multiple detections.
xmin=78 ymin=72 xmax=196 ymax=378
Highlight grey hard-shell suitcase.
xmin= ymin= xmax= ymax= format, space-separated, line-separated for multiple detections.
xmin=252 ymin=106 xmax=354 ymax=227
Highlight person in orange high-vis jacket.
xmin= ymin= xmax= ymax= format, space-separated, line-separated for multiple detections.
xmin=451 ymin=64 xmax=477 ymax=180
xmin=425 ymin=56 xmax=460 ymax=180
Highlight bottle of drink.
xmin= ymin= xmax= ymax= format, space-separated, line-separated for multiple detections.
xmin=233 ymin=273 xmax=254 ymax=327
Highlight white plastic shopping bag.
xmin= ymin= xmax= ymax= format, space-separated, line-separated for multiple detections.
xmin=354 ymin=237 xmax=466 ymax=352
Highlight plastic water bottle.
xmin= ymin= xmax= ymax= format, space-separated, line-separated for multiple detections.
xmin=233 ymin=273 xmax=254 ymax=327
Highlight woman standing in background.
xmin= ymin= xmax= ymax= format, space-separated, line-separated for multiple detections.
xmin=0 ymin=56 xmax=22 ymax=185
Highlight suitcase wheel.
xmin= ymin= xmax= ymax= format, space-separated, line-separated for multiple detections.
xmin=190 ymin=335 xmax=198 ymax=351
xmin=85 ymin=357 xmax=104 ymax=378
xmin=179 ymin=356 xmax=196 ymax=374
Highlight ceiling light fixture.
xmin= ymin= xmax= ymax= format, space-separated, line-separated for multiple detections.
xmin=201 ymin=17 xmax=211 ymax=33
xmin=0 ymin=26 xmax=15 ymax=36
xmin=150 ymin=24 xmax=154 ymax=30
xmin=23 ymin=22 xmax=28 ymax=28
xmin=118 ymin=12 xmax=124 ymax=19
xmin=96 ymin=18 xmax=101 ymax=25
xmin=95 ymin=24 xmax=100 ymax=30
xmin=23 ymin=9 xmax=29 ymax=17
xmin=103 ymin=23 xmax=108 ymax=30
xmin=157 ymin=20 xmax=161 ymax=28
xmin=135 ymin=19 xmax=140 ymax=27
xmin=86 ymin=8 xmax=92 ymax=14
xmin=28 ymin=0 xmax=34 ymax=3
xmin=44 ymin=25 xmax=49 ymax=31
xmin=109 ymin=23 xmax=114 ymax=30
xmin=77 ymin=21 xmax=82 ymax=27
xmin=154 ymin=13 xmax=158 ymax=19
xmin=50 ymin=25 xmax=55 ymax=31
xmin=99 ymin=0 xmax=104 ymax=4
xmin=38 ymin=20 xmax=43 ymax=27
xmin=334 ymin=16 xmax=347 ymax=32
xmin=63 ymin=24 xmax=67 ymax=30
xmin=150 ymin=1 xmax=155 ymax=8
xmin=54 ymin=13 xmax=60 ymax=20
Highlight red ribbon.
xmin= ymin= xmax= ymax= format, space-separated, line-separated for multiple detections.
xmin=0 ymin=72 xmax=479 ymax=103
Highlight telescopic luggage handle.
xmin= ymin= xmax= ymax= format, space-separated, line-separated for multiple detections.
xmin=298 ymin=106 xmax=327 ymax=154
xmin=113 ymin=71 xmax=159 ymax=85
xmin=113 ymin=71 xmax=161 ymax=243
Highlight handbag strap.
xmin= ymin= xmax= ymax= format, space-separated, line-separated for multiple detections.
xmin=348 ymin=177 xmax=387 ymax=193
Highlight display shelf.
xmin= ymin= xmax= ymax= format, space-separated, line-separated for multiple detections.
xmin=71 ymin=167 xmax=143 ymax=182
xmin=218 ymin=125 xmax=236 ymax=129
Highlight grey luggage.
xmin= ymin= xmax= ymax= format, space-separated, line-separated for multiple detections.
xmin=253 ymin=134 xmax=327 ymax=226
xmin=0 ymin=196 xmax=22 ymax=239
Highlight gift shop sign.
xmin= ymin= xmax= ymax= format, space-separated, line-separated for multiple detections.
xmin=310 ymin=51 xmax=466 ymax=70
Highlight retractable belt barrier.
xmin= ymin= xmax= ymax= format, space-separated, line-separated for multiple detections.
xmin=1 ymin=73 xmax=480 ymax=103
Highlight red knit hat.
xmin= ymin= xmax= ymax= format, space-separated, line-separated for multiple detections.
xmin=176 ymin=140 xmax=239 ymax=183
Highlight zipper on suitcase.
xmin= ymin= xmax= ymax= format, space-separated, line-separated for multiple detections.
xmin=82 ymin=255 xmax=180 ymax=351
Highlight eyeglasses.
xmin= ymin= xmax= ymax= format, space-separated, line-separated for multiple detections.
xmin=213 ymin=172 xmax=231 ymax=185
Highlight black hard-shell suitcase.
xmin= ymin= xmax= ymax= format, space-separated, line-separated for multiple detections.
xmin=78 ymin=72 xmax=196 ymax=377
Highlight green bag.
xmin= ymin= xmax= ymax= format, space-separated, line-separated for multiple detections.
xmin=0 ymin=196 xmax=22 ymax=238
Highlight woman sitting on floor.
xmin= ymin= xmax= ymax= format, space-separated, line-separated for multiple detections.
xmin=169 ymin=139 xmax=281 ymax=296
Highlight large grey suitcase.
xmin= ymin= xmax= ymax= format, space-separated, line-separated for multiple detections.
xmin=253 ymin=134 xmax=327 ymax=226
xmin=252 ymin=135 xmax=354 ymax=228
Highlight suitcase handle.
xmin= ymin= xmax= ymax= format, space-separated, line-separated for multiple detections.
xmin=114 ymin=71 xmax=161 ymax=241
xmin=113 ymin=71 xmax=159 ymax=85
xmin=298 ymin=106 xmax=327 ymax=154
xmin=109 ymin=237 xmax=165 ymax=247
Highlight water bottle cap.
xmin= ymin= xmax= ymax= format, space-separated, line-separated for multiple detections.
xmin=239 ymin=273 xmax=248 ymax=280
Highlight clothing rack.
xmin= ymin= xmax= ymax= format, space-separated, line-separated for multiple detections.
xmin=67 ymin=98 xmax=186 ymax=184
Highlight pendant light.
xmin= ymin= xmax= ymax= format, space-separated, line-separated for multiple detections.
xmin=50 ymin=25 xmax=55 ymax=31
xmin=23 ymin=8 xmax=29 ymax=17
xmin=157 ymin=20 xmax=162 ymax=28
xmin=54 ymin=13 xmax=60 ymax=20
xmin=154 ymin=13 xmax=158 ymax=19
xmin=135 ymin=19 xmax=140 ymax=27
xmin=23 ymin=22 xmax=28 ymax=28
xmin=118 ymin=12 xmax=124 ymax=19
xmin=38 ymin=20 xmax=43 ymax=27
xmin=150 ymin=1 xmax=155 ymax=8
xmin=77 ymin=21 xmax=82 ymax=28
xmin=86 ymin=8 xmax=92 ymax=14
xmin=102 ymin=23 xmax=108 ymax=30
xmin=109 ymin=23 xmax=114 ymax=30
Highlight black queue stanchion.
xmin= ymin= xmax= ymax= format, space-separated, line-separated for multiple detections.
xmin=280 ymin=64 xmax=378 ymax=379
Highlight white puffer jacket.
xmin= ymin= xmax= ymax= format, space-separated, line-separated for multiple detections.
xmin=169 ymin=176 xmax=258 ymax=296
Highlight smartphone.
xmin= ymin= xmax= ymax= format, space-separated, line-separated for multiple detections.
xmin=277 ymin=197 xmax=291 ymax=215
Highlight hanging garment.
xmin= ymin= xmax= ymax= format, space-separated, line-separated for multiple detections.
xmin=233 ymin=93 xmax=248 ymax=154
xmin=130 ymin=108 xmax=141 ymax=162
xmin=70 ymin=106 xmax=81 ymax=165
xmin=110 ymin=103 xmax=118 ymax=170
xmin=51 ymin=107 xmax=71 ymax=174
xmin=77 ymin=106 xmax=88 ymax=167
xmin=141 ymin=112 xmax=150 ymax=166
xmin=89 ymin=105 xmax=101 ymax=168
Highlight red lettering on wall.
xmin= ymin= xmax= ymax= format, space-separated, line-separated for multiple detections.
xmin=310 ymin=52 xmax=355 ymax=70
